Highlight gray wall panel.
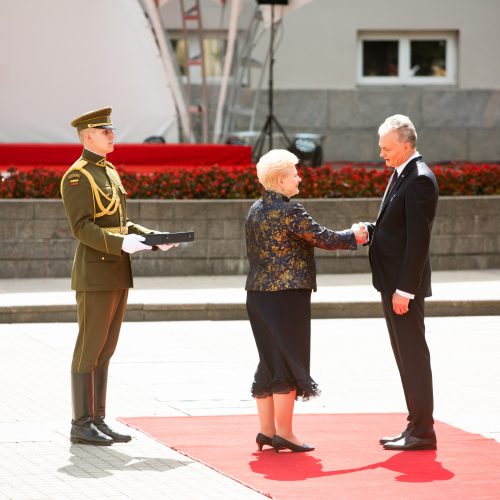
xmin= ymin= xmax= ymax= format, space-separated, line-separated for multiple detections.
xmin=1 ymin=197 xmax=498 ymax=279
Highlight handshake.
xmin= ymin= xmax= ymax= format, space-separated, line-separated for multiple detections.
xmin=351 ymin=222 xmax=368 ymax=245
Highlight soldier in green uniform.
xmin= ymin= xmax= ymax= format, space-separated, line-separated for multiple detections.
xmin=61 ymin=107 xmax=175 ymax=445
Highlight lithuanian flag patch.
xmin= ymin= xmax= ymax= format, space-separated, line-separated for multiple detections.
xmin=68 ymin=173 xmax=80 ymax=187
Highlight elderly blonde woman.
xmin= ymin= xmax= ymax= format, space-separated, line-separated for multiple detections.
xmin=246 ymin=149 xmax=365 ymax=453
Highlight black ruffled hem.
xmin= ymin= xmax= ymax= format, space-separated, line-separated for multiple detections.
xmin=251 ymin=378 xmax=321 ymax=402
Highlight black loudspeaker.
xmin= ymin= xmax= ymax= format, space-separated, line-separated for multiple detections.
xmin=143 ymin=136 xmax=166 ymax=144
xmin=256 ymin=1 xmax=289 ymax=5
xmin=288 ymin=134 xmax=324 ymax=168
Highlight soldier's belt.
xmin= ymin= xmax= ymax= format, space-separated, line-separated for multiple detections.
xmin=103 ymin=226 xmax=128 ymax=235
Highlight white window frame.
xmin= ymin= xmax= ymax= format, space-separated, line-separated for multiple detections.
xmin=357 ymin=32 xmax=457 ymax=85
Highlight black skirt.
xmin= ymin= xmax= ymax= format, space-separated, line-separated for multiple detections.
xmin=246 ymin=289 xmax=320 ymax=401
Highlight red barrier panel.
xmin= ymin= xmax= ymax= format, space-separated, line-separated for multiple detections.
xmin=0 ymin=143 xmax=252 ymax=172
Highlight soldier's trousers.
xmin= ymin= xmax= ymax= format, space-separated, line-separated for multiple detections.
xmin=72 ymin=289 xmax=129 ymax=374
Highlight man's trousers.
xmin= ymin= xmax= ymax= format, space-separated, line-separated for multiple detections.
xmin=72 ymin=289 xmax=129 ymax=374
xmin=381 ymin=293 xmax=434 ymax=435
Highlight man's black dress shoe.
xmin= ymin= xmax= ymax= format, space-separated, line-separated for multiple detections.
xmin=272 ymin=435 xmax=315 ymax=453
xmin=379 ymin=427 xmax=413 ymax=445
xmin=70 ymin=422 xmax=113 ymax=446
xmin=383 ymin=434 xmax=437 ymax=451
xmin=94 ymin=418 xmax=132 ymax=443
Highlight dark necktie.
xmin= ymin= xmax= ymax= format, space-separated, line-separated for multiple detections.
xmin=386 ymin=170 xmax=398 ymax=198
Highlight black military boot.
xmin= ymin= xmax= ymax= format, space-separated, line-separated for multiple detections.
xmin=70 ymin=372 xmax=113 ymax=446
xmin=93 ymin=365 xmax=131 ymax=443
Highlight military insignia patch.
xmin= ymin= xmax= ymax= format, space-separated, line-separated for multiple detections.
xmin=69 ymin=177 xmax=80 ymax=187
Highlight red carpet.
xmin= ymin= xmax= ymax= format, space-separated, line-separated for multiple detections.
xmin=120 ymin=413 xmax=500 ymax=499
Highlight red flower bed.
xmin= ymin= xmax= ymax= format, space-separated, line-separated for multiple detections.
xmin=1 ymin=163 xmax=499 ymax=199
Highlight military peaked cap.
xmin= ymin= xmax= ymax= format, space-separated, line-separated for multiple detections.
xmin=70 ymin=107 xmax=114 ymax=131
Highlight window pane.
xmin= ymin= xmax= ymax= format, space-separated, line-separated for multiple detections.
xmin=410 ymin=40 xmax=447 ymax=76
xmin=171 ymin=37 xmax=227 ymax=77
xmin=171 ymin=39 xmax=187 ymax=76
xmin=363 ymin=41 xmax=398 ymax=76
xmin=203 ymin=38 xmax=227 ymax=77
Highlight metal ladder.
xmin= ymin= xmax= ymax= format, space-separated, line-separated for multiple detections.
xmin=179 ymin=0 xmax=209 ymax=143
xmin=221 ymin=6 xmax=268 ymax=144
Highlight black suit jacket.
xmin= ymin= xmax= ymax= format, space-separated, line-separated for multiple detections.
xmin=365 ymin=156 xmax=439 ymax=297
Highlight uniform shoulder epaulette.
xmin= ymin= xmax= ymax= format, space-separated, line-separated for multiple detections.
xmin=61 ymin=159 xmax=89 ymax=191
xmin=105 ymin=161 xmax=116 ymax=170
xmin=70 ymin=159 xmax=88 ymax=171
xmin=60 ymin=158 xmax=88 ymax=195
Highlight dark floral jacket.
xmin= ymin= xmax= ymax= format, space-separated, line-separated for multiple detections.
xmin=245 ymin=190 xmax=357 ymax=291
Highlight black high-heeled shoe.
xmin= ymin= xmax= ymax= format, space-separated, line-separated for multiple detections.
xmin=272 ymin=434 xmax=315 ymax=453
xmin=256 ymin=433 xmax=274 ymax=451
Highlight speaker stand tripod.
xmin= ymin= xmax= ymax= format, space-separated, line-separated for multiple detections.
xmin=253 ymin=4 xmax=290 ymax=161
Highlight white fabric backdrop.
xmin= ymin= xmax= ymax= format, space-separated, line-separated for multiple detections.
xmin=0 ymin=0 xmax=179 ymax=143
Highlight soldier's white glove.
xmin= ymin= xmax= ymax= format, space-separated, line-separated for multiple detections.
xmin=157 ymin=243 xmax=179 ymax=252
xmin=122 ymin=234 xmax=152 ymax=254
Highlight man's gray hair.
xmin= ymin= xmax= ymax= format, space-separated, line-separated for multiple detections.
xmin=378 ymin=114 xmax=417 ymax=148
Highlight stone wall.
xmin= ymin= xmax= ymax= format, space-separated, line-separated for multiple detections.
xmin=1 ymin=196 xmax=499 ymax=279
xmin=234 ymin=88 xmax=500 ymax=163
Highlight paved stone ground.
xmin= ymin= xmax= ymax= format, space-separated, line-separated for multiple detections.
xmin=0 ymin=315 xmax=499 ymax=499
xmin=2 ymin=270 xmax=500 ymax=306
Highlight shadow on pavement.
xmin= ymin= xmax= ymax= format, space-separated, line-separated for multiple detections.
xmin=58 ymin=444 xmax=193 ymax=478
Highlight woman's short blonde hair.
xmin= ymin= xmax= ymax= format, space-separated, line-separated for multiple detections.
xmin=256 ymin=149 xmax=299 ymax=189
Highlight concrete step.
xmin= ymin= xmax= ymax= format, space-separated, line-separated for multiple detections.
xmin=1 ymin=270 xmax=499 ymax=323
xmin=0 ymin=298 xmax=498 ymax=323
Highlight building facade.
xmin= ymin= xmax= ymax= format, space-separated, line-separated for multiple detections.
xmin=161 ymin=0 xmax=500 ymax=162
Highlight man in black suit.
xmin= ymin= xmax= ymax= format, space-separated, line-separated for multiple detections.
xmin=357 ymin=114 xmax=439 ymax=451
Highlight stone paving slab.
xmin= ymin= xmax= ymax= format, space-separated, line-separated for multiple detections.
xmin=1 ymin=316 xmax=499 ymax=499
xmin=1 ymin=270 xmax=499 ymax=322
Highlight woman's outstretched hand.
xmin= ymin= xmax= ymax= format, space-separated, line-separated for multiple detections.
xmin=351 ymin=222 xmax=368 ymax=245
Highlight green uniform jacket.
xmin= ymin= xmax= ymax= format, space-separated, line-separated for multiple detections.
xmin=61 ymin=149 xmax=154 ymax=291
